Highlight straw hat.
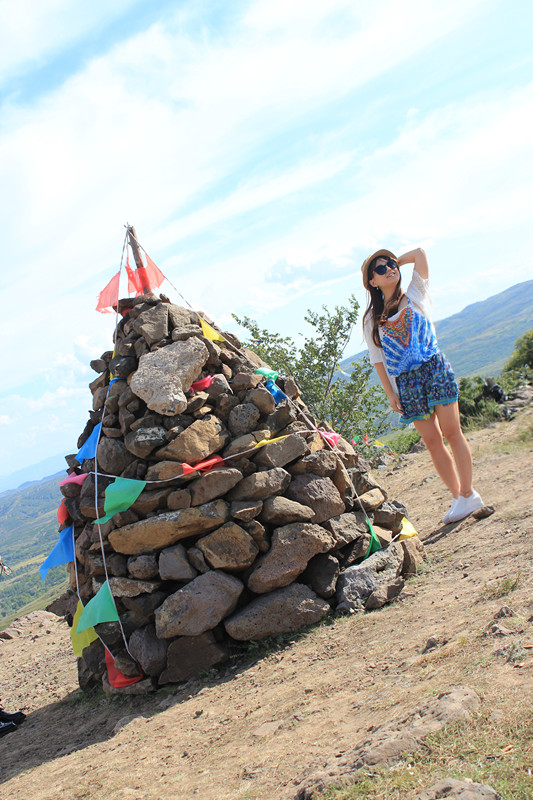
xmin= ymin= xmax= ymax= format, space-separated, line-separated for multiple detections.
xmin=361 ymin=248 xmax=397 ymax=289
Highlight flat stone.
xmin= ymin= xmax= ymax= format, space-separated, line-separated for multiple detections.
xmin=230 ymin=500 xmax=263 ymax=522
xmin=158 ymin=543 xmax=198 ymax=581
xmin=224 ymin=583 xmax=330 ymax=641
xmin=247 ymin=522 xmax=335 ymax=594
xmin=128 ymin=624 xmax=168 ymax=677
xmin=254 ymin=433 xmax=308 ymax=469
xmin=155 ymin=571 xmax=244 ymax=638
xmin=286 ymin=474 xmax=345 ymax=524
xmin=401 ymin=536 xmax=426 ymax=576
xmin=105 ymin=577 xmax=161 ymax=597
xmin=108 ymin=500 xmax=230 ymax=555
xmin=259 ymin=496 xmax=314 ymax=525
xmin=124 ymin=426 xmax=168 ymax=458
xmin=132 ymin=303 xmax=169 ymax=346
xmin=228 ymin=403 xmax=261 ymax=437
xmin=189 ymin=467 xmax=243 ymax=506
xmin=129 ymin=338 xmax=209 ymax=416
xmin=336 ymin=543 xmax=404 ymax=612
xmin=289 ymin=450 xmax=337 ymax=477
xmin=156 ymin=415 xmax=230 ymax=464
xmin=197 ymin=522 xmax=259 ymax=571
xmin=158 ymin=632 xmax=228 ymax=685
xmin=127 ymin=555 xmax=159 ymax=580
xmin=145 ymin=461 xmax=186 ymax=482
xmin=228 ymin=467 xmax=291 ymax=501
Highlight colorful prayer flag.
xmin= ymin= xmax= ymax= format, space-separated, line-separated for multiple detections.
xmin=58 ymin=473 xmax=89 ymax=487
xmin=39 ymin=525 xmax=75 ymax=581
xmin=104 ymin=647 xmax=144 ymax=688
xmin=252 ymin=435 xmax=288 ymax=448
xmin=190 ymin=375 xmax=214 ymax=392
xmin=363 ymin=518 xmax=382 ymax=559
xmin=254 ymin=367 xmax=278 ymax=381
xmin=75 ymin=423 xmax=102 ymax=464
xmin=57 ymin=498 xmax=70 ymax=525
xmin=319 ymin=430 xmax=341 ymax=447
xmin=126 ymin=253 xmax=166 ymax=296
xmin=199 ymin=317 xmax=225 ymax=342
xmin=181 ymin=455 xmax=225 ymax=475
xmin=96 ymin=271 xmax=120 ymax=314
xmin=265 ymin=380 xmax=285 ymax=403
xmin=95 ymin=477 xmax=147 ymax=523
xmin=70 ymin=600 xmax=98 ymax=656
xmin=398 ymin=517 xmax=419 ymax=540
xmin=76 ymin=580 xmax=120 ymax=633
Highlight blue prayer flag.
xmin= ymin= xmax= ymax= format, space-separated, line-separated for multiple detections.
xmin=39 ymin=525 xmax=75 ymax=581
xmin=75 ymin=423 xmax=102 ymax=463
xmin=265 ymin=380 xmax=285 ymax=404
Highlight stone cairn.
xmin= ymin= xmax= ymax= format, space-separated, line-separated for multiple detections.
xmin=59 ymin=294 xmax=425 ymax=692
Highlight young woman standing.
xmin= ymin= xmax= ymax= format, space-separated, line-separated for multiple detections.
xmin=361 ymin=247 xmax=483 ymax=523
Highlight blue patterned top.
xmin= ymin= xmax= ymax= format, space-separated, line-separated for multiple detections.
xmin=379 ymin=301 xmax=439 ymax=376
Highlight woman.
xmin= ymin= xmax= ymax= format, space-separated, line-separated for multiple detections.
xmin=361 ymin=247 xmax=483 ymax=523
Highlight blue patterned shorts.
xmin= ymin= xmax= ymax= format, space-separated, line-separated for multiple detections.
xmin=396 ymin=351 xmax=458 ymax=425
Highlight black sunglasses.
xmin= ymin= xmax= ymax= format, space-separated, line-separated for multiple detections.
xmin=373 ymin=258 xmax=399 ymax=275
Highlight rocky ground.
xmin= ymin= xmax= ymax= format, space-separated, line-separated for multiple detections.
xmin=1 ymin=407 xmax=532 ymax=800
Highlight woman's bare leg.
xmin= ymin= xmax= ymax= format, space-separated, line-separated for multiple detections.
xmin=413 ymin=413 xmax=460 ymax=497
xmin=434 ymin=402 xmax=473 ymax=496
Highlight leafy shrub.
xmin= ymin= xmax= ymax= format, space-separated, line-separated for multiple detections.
xmin=458 ymin=376 xmax=501 ymax=429
xmin=386 ymin=427 xmax=421 ymax=454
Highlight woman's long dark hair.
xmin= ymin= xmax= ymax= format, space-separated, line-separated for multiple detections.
xmin=362 ymin=257 xmax=403 ymax=348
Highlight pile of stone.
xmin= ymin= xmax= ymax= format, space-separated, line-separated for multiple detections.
xmin=59 ymin=294 xmax=425 ymax=691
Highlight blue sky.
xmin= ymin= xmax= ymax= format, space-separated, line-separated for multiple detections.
xmin=1 ymin=0 xmax=532 ymax=482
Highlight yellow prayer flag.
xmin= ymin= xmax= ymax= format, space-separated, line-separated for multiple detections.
xmin=398 ymin=517 xmax=419 ymax=540
xmin=253 ymin=435 xmax=288 ymax=448
xmin=199 ymin=317 xmax=226 ymax=342
xmin=70 ymin=600 xmax=98 ymax=656
xmin=374 ymin=440 xmax=384 ymax=446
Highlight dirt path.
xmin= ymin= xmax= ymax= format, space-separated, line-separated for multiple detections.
xmin=1 ymin=409 xmax=532 ymax=800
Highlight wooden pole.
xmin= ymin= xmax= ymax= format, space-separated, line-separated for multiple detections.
xmin=126 ymin=225 xmax=150 ymax=293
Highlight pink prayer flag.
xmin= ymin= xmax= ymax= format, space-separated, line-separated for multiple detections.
xmin=182 ymin=455 xmax=225 ymax=475
xmin=190 ymin=375 xmax=214 ymax=392
xmin=58 ymin=473 xmax=89 ymax=487
xmin=96 ymin=271 xmax=120 ymax=313
xmin=57 ymin=498 xmax=70 ymax=525
xmin=319 ymin=430 xmax=341 ymax=447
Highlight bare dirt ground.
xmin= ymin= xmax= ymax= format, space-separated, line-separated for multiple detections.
xmin=1 ymin=408 xmax=532 ymax=800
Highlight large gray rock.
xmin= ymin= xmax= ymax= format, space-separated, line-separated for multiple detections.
xmin=228 ymin=403 xmax=261 ymax=437
xmin=197 ymin=522 xmax=259 ymax=571
xmin=158 ymin=632 xmax=228 ymax=684
xmin=247 ymin=522 xmax=335 ymax=594
xmin=189 ymin=467 xmax=243 ymax=506
xmin=128 ymin=624 xmax=168 ymax=676
xmin=155 ymin=571 xmax=244 ymax=638
xmin=336 ymin=543 xmax=404 ymax=612
xmin=155 ymin=415 xmax=230 ymax=464
xmin=158 ymin=543 xmax=198 ymax=581
xmin=129 ymin=338 xmax=209 ymax=415
xmin=286 ymin=474 xmax=345 ymax=524
xmin=108 ymin=500 xmax=230 ymax=555
xmin=259 ymin=496 xmax=314 ymax=525
xmin=254 ymin=433 xmax=308 ymax=469
xmin=132 ymin=303 xmax=169 ymax=346
xmin=224 ymin=583 xmax=330 ymax=640
xmin=96 ymin=437 xmax=136 ymax=475
xmin=124 ymin=426 xmax=168 ymax=458
xmin=228 ymin=467 xmax=291 ymax=501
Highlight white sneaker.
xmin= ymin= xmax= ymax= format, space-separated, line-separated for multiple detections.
xmin=447 ymin=490 xmax=484 ymax=523
xmin=442 ymin=498 xmax=458 ymax=524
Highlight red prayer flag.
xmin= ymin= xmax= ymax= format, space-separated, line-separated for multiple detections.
xmin=96 ymin=271 xmax=120 ymax=313
xmin=190 ymin=375 xmax=214 ymax=392
xmin=181 ymin=455 xmax=225 ymax=475
xmin=57 ymin=498 xmax=70 ymax=525
xmin=125 ymin=252 xmax=166 ymax=296
xmin=125 ymin=260 xmax=143 ymax=296
xmin=104 ymin=648 xmax=143 ymax=688
xmin=363 ymin=434 xmax=369 ymax=444
xmin=319 ymin=430 xmax=341 ymax=447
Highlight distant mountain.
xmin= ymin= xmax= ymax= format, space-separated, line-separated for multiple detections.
xmin=0 ymin=453 xmax=67 ymax=494
xmin=341 ymin=279 xmax=533 ymax=378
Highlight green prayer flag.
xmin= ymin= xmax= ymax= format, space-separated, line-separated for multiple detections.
xmin=253 ymin=367 xmax=278 ymax=381
xmin=70 ymin=600 xmax=98 ymax=656
xmin=95 ymin=477 xmax=147 ymax=523
xmin=363 ymin=517 xmax=382 ymax=559
xmin=76 ymin=580 xmax=119 ymax=633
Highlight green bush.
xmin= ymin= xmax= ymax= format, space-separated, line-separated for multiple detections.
xmin=386 ymin=428 xmax=421 ymax=454
xmin=458 ymin=376 xmax=501 ymax=429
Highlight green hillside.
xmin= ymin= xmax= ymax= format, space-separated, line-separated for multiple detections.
xmin=341 ymin=279 xmax=533 ymax=379
xmin=0 ymin=474 xmax=68 ymax=627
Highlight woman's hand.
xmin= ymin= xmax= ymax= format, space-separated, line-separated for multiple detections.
xmin=388 ymin=393 xmax=403 ymax=413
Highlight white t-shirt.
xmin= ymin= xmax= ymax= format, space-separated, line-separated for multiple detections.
xmin=363 ymin=271 xmax=435 ymax=391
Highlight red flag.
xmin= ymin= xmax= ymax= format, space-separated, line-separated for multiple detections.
xmin=104 ymin=648 xmax=143 ymax=688
xmin=181 ymin=455 xmax=225 ymax=475
xmin=96 ymin=271 xmax=120 ymax=313
xmin=144 ymin=253 xmax=166 ymax=289
xmin=363 ymin=434 xmax=369 ymax=444
xmin=125 ymin=253 xmax=166 ymax=296
xmin=125 ymin=257 xmax=144 ymax=296
xmin=57 ymin=498 xmax=70 ymax=525
xmin=319 ymin=430 xmax=341 ymax=447
xmin=190 ymin=375 xmax=214 ymax=392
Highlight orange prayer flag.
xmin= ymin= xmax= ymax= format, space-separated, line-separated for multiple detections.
xmin=96 ymin=271 xmax=120 ymax=313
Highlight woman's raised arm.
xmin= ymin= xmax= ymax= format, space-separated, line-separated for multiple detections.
xmin=397 ymin=247 xmax=428 ymax=279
